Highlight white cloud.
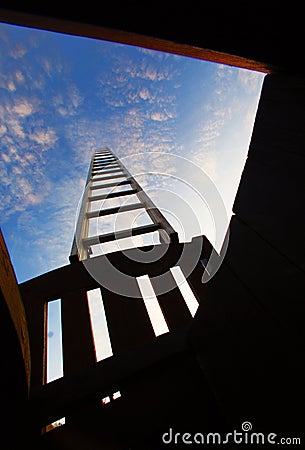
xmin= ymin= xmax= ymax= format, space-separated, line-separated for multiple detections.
xmin=17 ymin=177 xmax=32 ymax=195
xmin=1 ymin=153 xmax=10 ymax=163
xmin=190 ymin=150 xmax=218 ymax=182
xmin=53 ymin=85 xmax=83 ymax=116
xmin=8 ymin=119 xmax=25 ymax=139
xmin=9 ymin=42 xmax=27 ymax=59
xmin=150 ymin=111 xmax=170 ymax=121
xmin=0 ymin=124 xmax=7 ymax=135
xmin=29 ymin=127 xmax=57 ymax=149
xmin=139 ymin=87 xmax=151 ymax=101
xmin=57 ymin=106 xmax=68 ymax=116
xmin=12 ymin=98 xmax=36 ymax=117
xmin=7 ymin=80 xmax=16 ymax=91
xmin=15 ymin=70 xmax=25 ymax=83
xmin=12 ymin=166 xmax=22 ymax=175
xmin=68 ymin=84 xmax=83 ymax=109
xmin=238 ymin=69 xmax=265 ymax=94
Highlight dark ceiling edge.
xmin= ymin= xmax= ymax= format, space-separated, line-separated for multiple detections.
xmin=0 ymin=7 xmax=273 ymax=74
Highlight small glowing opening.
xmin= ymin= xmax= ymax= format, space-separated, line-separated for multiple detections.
xmin=102 ymin=396 xmax=111 ymax=405
xmin=136 ymin=275 xmax=169 ymax=336
xmin=87 ymin=288 xmax=113 ymax=361
xmin=113 ymin=390 xmax=121 ymax=400
xmin=101 ymin=391 xmax=121 ymax=405
xmin=170 ymin=266 xmax=199 ymax=317
xmin=45 ymin=417 xmax=65 ymax=433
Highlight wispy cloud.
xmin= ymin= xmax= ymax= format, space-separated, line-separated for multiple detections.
xmin=29 ymin=127 xmax=58 ymax=149
xmin=0 ymin=22 xmax=265 ymax=282
xmin=9 ymin=42 xmax=27 ymax=59
xmin=238 ymin=68 xmax=264 ymax=94
xmin=12 ymin=97 xmax=37 ymax=116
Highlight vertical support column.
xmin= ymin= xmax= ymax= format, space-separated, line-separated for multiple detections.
xmin=150 ymin=275 xmax=193 ymax=331
xmin=187 ymin=236 xmax=214 ymax=303
xmin=61 ymin=290 xmax=96 ymax=376
xmin=187 ymin=262 xmax=206 ymax=303
xmin=101 ymin=280 xmax=156 ymax=354
xmin=24 ymin=299 xmax=47 ymax=390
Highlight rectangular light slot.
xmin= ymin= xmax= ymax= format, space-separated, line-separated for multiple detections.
xmin=47 ymin=299 xmax=63 ymax=383
xmin=113 ymin=390 xmax=121 ymax=400
xmin=45 ymin=417 xmax=66 ymax=433
xmin=101 ymin=396 xmax=111 ymax=405
xmin=101 ymin=391 xmax=121 ymax=406
xmin=136 ymin=275 xmax=169 ymax=337
xmin=87 ymin=288 xmax=113 ymax=361
xmin=170 ymin=266 xmax=199 ymax=317
xmin=89 ymin=230 xmax=160 ymax=256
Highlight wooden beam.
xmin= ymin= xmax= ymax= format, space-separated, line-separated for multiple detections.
xmin=0 ymin=8 xmax=272 ymax=73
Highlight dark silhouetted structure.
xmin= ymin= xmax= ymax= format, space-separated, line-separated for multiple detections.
xmin=0 ymin=4 xmax=304 ymax=449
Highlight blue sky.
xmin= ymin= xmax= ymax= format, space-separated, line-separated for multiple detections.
xmin=0 ymin=21 xmax=265 ymax=284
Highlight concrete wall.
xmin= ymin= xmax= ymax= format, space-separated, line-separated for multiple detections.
xmin=190 ymin=73 xmax=305 ymax=436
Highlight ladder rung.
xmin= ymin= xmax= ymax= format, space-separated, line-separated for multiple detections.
xmin=83 ymin=223 xmax=161 ymax=247
xmin=90 ymin=179 xmax=130 ymax=190
xmin=89 ymin=189 xmax=137 ymax=201
xmin=86 ymin=202 xmax=145 ymax=218
xmin=93 ymin=162 xmax=117 ymax=165
xmin=94 ymin=158 xmax=116 ymax=163
xmin=93 ymin=163 xmax=119 ymax=169
xmin=92 ymin=169 xmax=123 ymax=176
xmin=91 ymin=174 xmax=126 ymax=182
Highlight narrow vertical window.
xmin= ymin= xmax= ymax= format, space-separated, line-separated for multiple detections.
xmin=47 ymin=299 xmax=63 ymax=383
xmin=170 ymin=266 xmax=199 ymax=317
xmin=137 ymin=275 xmax=169 ymax=336
xmin=87 ymin=288 xmax=113 ymax=361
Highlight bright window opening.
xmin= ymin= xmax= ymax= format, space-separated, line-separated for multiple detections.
xmin=101 ymin=391 xmax=122 ymax=405
xmin=87 ymin=288 xmax=113 ymax=361
xmin=102 ymin=396 xmax=111 ymax=405
xmin=46 ymin=299 xmax=63 ymax=383
xmin=136 ymin=274 xmax=169 ymax=336
xmin=45 ymin=417 xmax=65 ymax=433
xmin=113 ymin=390 xmax=121 ymax=400
xmin=170 ymin=266 xmax=199 ymax=317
